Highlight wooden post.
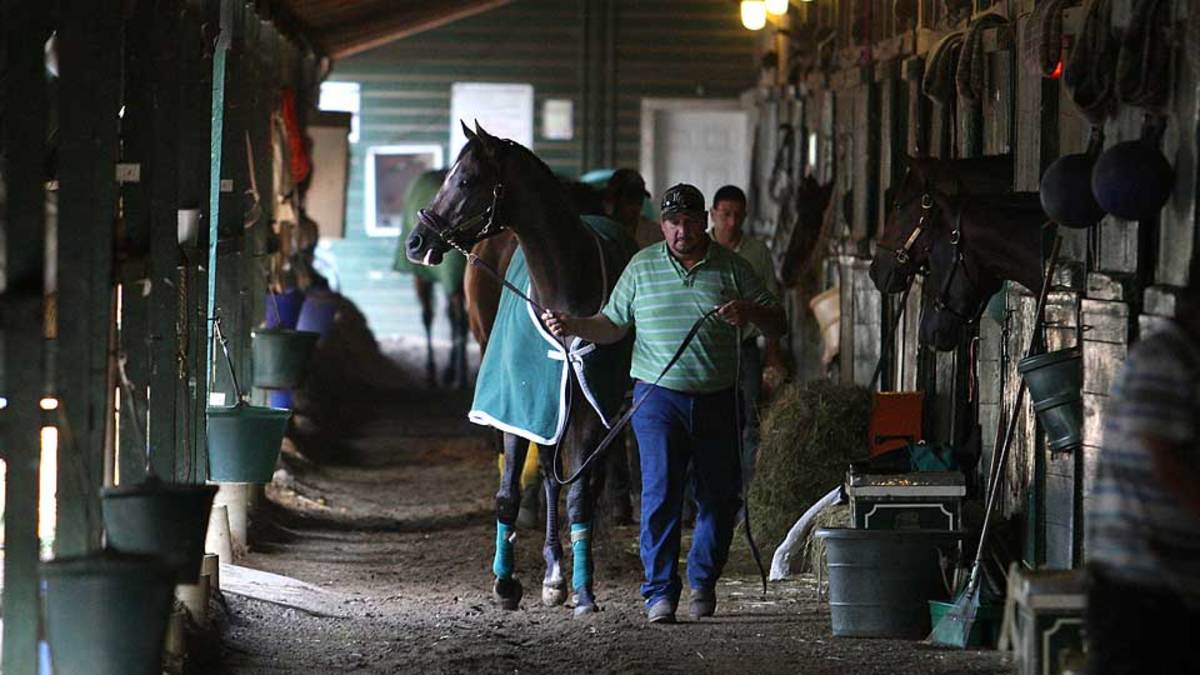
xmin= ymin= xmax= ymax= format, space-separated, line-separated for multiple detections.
xmin=1 ymin=2 xmax=49 ymax=671
xmin=55 ymin=0 xmax=123 ymax=557
xmin=146 ymin=0 xmax=185 ymax=479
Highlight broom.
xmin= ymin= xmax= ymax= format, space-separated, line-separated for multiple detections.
xmin=928 ymin=233 xmax=1063 ymax=648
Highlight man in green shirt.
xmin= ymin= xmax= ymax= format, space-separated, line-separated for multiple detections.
xmin=709 ymin=185 xmax=787 ymax=488
xmin=542 ymin=183 xmax=786 ymax=624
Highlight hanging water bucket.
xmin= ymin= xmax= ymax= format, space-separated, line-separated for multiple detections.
xmin=206 ymin=402 xmax=291 ymax=483
xmin=42 ymin=551 xmax=175 ymax=675
xmin=251 ymin=327 xmax=319 ymax=389
xmin=815 ymin=528 xmax=962 ymax=638
xmin=101 ymin=478 xmax=218 ymax=583
xmin=1018 ymin=348 xmax=1083 ymax=452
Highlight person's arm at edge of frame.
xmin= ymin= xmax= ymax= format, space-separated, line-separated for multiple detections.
xmin=1145 ymin=436 xmax=1200 ymax=520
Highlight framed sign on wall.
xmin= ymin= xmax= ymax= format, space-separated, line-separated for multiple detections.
xmin=364 ymin=144 xmax=444 ymax=237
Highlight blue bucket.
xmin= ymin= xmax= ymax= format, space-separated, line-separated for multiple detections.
xmin=265 ymin=288 xmax=305 ymax=329
xmin=297 ymin=289 xmax=338 ymax=339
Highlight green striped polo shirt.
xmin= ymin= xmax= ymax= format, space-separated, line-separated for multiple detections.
xmin=601 ymin=240 xmax=778 ymax=393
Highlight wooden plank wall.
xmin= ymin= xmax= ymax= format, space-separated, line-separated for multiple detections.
xmin=769 ymin=0 xmax=1199 ymax=569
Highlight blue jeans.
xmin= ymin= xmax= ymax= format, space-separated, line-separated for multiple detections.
xmin=632 ymin=382 xmax=742 ymax=606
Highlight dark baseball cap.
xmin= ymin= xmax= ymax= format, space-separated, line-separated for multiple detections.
xmin=660 ymin=183 xmax=706 ymax=216
xmin=605 ymin=168 xmax=650 ymax=201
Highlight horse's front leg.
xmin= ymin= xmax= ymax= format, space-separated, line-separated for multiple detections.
xmin=493 ymin=432 xmax=528 ymax=610
xmin=539 ymin=445 xmax=566 ymax=606
xmin=566 ymin=421 xmax=605 ymax=616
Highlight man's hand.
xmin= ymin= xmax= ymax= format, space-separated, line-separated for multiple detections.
xmin=716 ymin=300 xmax=756 ymax=327
xmin=541 ymin=309 xmax=573 ymax=338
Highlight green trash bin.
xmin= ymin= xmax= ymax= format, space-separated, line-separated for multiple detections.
xmin=251 ymin=327 xmax=319 ymax=389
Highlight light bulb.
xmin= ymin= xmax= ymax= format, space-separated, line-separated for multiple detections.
xmin=765 ymin=0 xmax=789 ymax=15
xmin=741 ymin=0 xmax=768 ymax=30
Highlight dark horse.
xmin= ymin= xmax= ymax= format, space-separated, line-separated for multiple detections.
xmin=406 ymin=123 xmax=623 ymax=615
xmin=869 ymin=155 xmax=1048 ymax=350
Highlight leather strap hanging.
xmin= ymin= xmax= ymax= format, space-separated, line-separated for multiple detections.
xmin=1021 ymin=0 xmax=1070 ymax=78
xmin=1115 ymin=0 xmax=1175 ymax=111
xmin=956 ymin=12 xmax=1010 ymax=104
xmin=923 ymin=30 xmax=967 ymax=106
xmin=1064 ymin=0 xmax=1119 ymax=125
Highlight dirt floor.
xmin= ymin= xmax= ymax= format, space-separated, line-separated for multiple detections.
xmin=207 ymin=338 xmax=1012 ymax=674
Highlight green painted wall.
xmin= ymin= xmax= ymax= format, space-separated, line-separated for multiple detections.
xmin=320 ymin=0 xmax=758 ymax=341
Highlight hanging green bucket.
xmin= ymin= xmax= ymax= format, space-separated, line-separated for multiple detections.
xmin=206 ymin=402 xmax=291 ymax=483
xmin=42 ymin=551 xmax=175 ymax=675
xmin=101 ymin=478 xmax=217 ymax=583
xmin=251 ymin=327 xmax=320 ymax=389
xmin=1018 ymin=348 xmax=1083 ymax=452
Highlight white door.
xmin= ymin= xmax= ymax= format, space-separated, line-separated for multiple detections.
xmin=641 ymin=100 xmax=750 ymax=208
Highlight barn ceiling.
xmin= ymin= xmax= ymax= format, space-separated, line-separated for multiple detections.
xmin=279 ymin=0 xmax=512 ymax=59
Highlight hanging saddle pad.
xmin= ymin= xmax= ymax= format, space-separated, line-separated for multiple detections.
xmin=469 ymin=216 xmax=635 ymax=445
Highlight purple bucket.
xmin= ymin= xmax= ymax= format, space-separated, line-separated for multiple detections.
xmin=297 ymin=289 xmax=339 ymax=339
xmin=266 ymin=288 xmax=305 ymax=329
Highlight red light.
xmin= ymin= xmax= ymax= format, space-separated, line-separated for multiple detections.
xmin=1050 ymin=60 xmax=1063 ymax=80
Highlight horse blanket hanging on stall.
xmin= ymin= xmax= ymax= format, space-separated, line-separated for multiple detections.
xmin=469 ymin=216 xmax=634 ymax=445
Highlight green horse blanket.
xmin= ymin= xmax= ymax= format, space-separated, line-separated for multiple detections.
xmin=469 ymin=216 xmax=635 ymax=445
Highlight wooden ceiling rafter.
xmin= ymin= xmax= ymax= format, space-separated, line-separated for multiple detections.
xmin=277 ymin=0 xmax=512 ymax=60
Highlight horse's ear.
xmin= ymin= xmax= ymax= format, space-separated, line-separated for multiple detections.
xmin=460 ymin=120 xmax=477 ymax=143
xmin=474 ymin=120 xmax=499 ymax=156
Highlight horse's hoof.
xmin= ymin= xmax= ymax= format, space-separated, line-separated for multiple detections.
xmin=572 ymin=586 xmax=598 ymax=616
xmin=573 ymin=602 xmax=598 ymax=617
xmin=542 ymin=583 xmax=567 ymax=607
xmin=492 ymin=577 xmax=523 ymax=611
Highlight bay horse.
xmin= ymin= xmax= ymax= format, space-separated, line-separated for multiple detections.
xmin=406 ymin=123 xmax=627 ymax=615
xmin=869 ymin=155 xmax=1048 ymax=350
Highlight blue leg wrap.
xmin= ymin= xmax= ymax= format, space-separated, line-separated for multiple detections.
xmin=571 ymin=523 xmax=591 ymax=590
xmin=493 ymin=520 xmax=515 ymax=579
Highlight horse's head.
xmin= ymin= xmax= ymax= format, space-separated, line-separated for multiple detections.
xmin=406 ymin=121 xmax=513 ymax=267
xmin=870 ymin=157 xmax=945 ymax=293
xmin=917 ymin=227 xmax=993 ymax=350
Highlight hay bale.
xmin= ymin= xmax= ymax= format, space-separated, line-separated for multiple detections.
xmin=749 ymin=379 xmax=871 ymax=554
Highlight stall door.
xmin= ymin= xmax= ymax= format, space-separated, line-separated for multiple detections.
xmin=641 ymin=100 xmax=749 ymax=205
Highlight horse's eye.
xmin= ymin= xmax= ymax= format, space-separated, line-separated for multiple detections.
xmin=457 ymin=176 xmax=473 ymax=189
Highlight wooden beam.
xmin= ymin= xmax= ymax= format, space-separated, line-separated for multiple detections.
xmin=146 ymin=0 xmax=185 ymax=479
xmin=324 ymin=0 xmax=511 ymax=59
xmin=55 ymin=0 xmax=124 ymax=555
xmin=1 ymin=0 xmax=49 ymax=670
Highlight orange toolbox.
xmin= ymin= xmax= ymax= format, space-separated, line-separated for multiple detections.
xmin=868 ymin=392 xmax=924 ymax=458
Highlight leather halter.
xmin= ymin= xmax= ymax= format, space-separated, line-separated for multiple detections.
xmin=416 ymin=140 xmax=517 ymax=254
xmin=877 ymin=190 xmax=937 ymax=270
xmin=931 ymin=207 xmax=989 ymax=325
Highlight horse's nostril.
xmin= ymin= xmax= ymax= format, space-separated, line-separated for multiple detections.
xmin=407 ymin=233 xmax=424 ymax=252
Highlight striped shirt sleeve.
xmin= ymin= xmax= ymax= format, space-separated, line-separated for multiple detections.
xmin=601 ymin=262 xmax=637 ymax=328
xmin=1113 ymin=331 xmax=1197 ymax=445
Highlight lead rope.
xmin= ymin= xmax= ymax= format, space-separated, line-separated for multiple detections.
xmin=735 ymin=325 xmax=769 ymax=596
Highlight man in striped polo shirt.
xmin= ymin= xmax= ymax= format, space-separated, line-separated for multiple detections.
xmin=1086 ymin=289 xmax=1200 ymax=672
xmin=542 ymin=183 xmax=786 ymax=624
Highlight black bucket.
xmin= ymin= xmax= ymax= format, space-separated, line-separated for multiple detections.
xmin=101 ymin=478 xmax=218 ymax=582
xmin=815 ymin=528 xmax=962 ymax=638
xmin=1018 ymin=348 xmax=1083 ymax=452
xmin=42 ymin=550 xmax=175 ymax=675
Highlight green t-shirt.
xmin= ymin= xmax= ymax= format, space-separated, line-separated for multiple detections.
xmin=601 ymin=240 xmax=778 ymax=393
